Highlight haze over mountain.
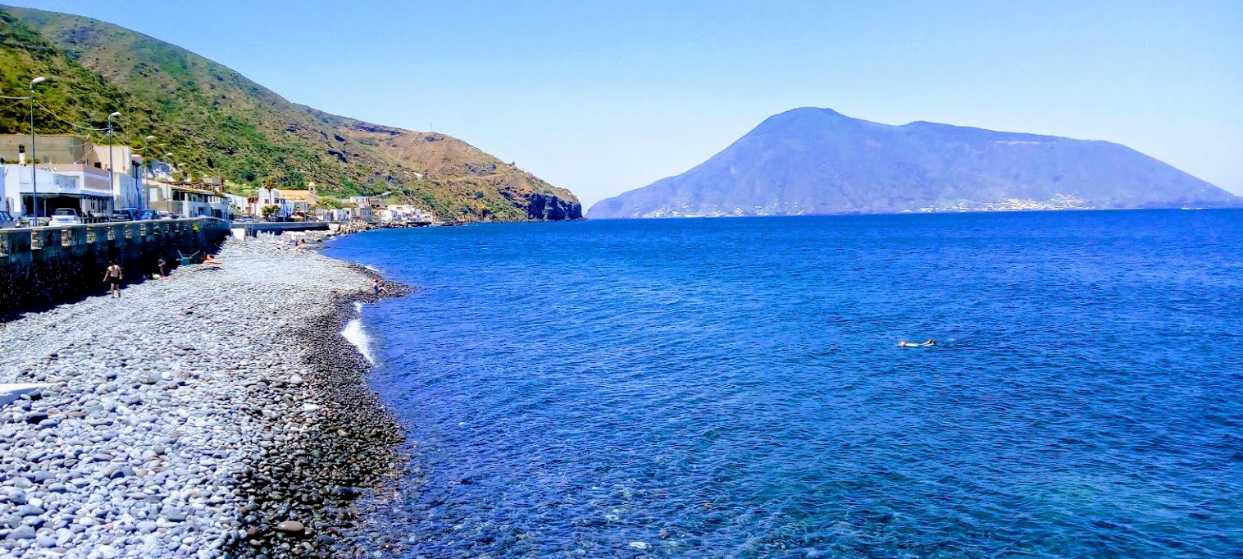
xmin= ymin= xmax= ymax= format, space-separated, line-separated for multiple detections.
xmin=0 ymin=6 xmax=581 ymax=221
xmin=589 ymin=107 xmax=1240 ymax=219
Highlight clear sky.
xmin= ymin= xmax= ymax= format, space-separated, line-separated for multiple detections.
xmin=10 ymin=0 xmax=1243 ymax=207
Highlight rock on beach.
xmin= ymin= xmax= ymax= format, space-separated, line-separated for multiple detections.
xmin=0 ymin=237 xmax=406 ymax=557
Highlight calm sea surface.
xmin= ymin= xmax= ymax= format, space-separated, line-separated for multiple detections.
xmin=325 ymin=210 xmax=1243 ymax=558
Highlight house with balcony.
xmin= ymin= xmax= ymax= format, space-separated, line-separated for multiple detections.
xmin=0 ymin=134 xmax=143 ymax=219
xmin=247 ymin=186 xmax=293 ymax=220
xmin=147 ymin=181 xmax=232 ymax=219
xmin=0 ymin=163 xmax=122 ymax=220
xmin=281 ymin=188 xmax=318 ymax=219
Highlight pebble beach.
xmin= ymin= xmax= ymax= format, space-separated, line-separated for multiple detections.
xmin=0 ymin=238 xmax=407 ymax=558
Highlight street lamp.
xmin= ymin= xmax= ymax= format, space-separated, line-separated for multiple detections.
xmin=163 ymin=152 xmax=176 ymax=184
xmin=106 ymin=111 xmax=121 ymax=208
xmin=138 ymin=135 xmax=157 ymax=209
xmin=29 ymin=76 xmax=47 ymax=221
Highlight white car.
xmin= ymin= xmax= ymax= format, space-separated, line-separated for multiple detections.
xmin=48 ymin=208 xmax=83 ymax=227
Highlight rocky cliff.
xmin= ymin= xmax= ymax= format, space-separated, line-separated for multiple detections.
xmin=525 ymin=193 xmax=584 ymax=221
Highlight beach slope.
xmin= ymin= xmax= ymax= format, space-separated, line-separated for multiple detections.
xmin=0 ymin=239 xmax=404 ymax=557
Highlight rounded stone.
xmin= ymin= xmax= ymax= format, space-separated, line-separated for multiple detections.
xmin=275 ymin=520 xmax=305 ymax=535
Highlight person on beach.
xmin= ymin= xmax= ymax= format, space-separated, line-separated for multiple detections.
xmin=372 ymin=279 xmax=383 ymax=296
xmin=156 ymin=257 xmax=167 ymax=279
xmin=103 ymin=261 xmax=123 ymax=298
xmin=898 ymin=339 xmax=936 ymax=348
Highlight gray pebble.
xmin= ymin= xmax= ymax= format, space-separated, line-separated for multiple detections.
xmin=6 ymin=526 xmax=35 ymax=540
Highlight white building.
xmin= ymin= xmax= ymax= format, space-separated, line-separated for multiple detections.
xmin=91 ymin=143 xmax=144 ymax=209
xmin=0 ymin=164 xmax=124 ymax=220
xmin=224 ymin=193 xmax=248 ymax=217
xmin=0 ymin=135 xmax=143 ymax=219
xmin=281 ymin=189 xmax=318 ymax=219
xmin=248 ymin=186 xmax=292 ymax=220
xmin=381 ymin=204 xmax=435 ymax=224
xmin=146 ymin=181 xmax=232 ymax=218
xmin=316 ymin=207 xmax=352 ymax=222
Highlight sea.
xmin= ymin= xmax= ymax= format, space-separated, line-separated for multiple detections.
xmin=324 ymin=210 xmax=1243 ymax=558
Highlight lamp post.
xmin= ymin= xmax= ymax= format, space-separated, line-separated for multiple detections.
xmin=138 ymin=135 xmax=156 ymax=210
xmin=106 ymin=111 xmax=121 ymax=208
xmin=163 ymin=153 xmax=178 ymax=217
xmin=29 ymin=76 xmax=47 ymax=221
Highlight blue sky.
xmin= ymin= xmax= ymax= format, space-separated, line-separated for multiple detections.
xmin=11 ymin=0 xmax=1243 ymax=207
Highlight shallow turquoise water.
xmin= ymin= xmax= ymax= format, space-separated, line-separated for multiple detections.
xmin=326 ymin=210 xmax=1243 ymax=557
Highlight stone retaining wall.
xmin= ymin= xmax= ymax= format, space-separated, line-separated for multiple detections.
xmin=0 ymin=218 xmax=230 ymax=318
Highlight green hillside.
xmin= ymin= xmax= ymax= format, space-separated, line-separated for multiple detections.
xmin=0 ymin=6 xmax=581 ymax=221
xmin=0 ymin=10 xmax=144 ymax=145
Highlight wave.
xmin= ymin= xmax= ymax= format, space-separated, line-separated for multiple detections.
xmin=341 ymin=302 xmax=376 ymax=365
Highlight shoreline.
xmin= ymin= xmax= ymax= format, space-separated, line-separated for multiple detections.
xmin=0 ymin=235 xmax=412 ymax=557
xmin=224 ymin=259 xmax=412 ymax=557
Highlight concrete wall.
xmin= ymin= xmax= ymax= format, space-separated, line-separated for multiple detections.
xmin=0 ymin=218 xmax=230 ymax=318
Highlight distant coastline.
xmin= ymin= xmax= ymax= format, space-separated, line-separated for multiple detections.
xmin=583 ymin=205 xmax=1243 ymax=220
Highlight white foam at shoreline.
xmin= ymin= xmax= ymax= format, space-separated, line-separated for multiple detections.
xmin=341 ymin=303 xmax=375 ymax=364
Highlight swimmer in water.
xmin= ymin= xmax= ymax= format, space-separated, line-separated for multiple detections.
xmin=898 ymin=339 xmax=937 ymax=348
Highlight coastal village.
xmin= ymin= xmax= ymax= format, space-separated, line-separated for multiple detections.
xmin=0 ymin=123 xmax=441 ymax=555
xmin=0 ymin=134 xmax=436 ymax=228
xmin=0 ymin=136 xmax=425 ymax=555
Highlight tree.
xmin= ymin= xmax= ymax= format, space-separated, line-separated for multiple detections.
xmin=260 ymin=204 xmax=280 ymax=220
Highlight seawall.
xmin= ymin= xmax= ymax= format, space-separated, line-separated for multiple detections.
xmin=0 ymin=218 xmax=230 ymax=318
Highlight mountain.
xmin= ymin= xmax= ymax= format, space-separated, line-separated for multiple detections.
xmin=0 ymin=6 xmax=581 ymax=221
xmin=589 ymin=107 xmax=1239 ymax=218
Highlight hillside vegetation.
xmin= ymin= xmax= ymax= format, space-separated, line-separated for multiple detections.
xmin=0 ymin=6 xmax=580 ymax=221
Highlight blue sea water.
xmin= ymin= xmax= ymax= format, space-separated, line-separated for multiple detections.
xmin=325 ymin=210 xmax=1243 ymax=558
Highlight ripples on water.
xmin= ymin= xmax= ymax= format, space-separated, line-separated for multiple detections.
xmin=326 ymin=211 xmax=1243 ymax=558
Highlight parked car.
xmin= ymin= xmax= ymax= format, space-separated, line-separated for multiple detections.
xmin=137 ymin=210 xmax=161 ymax=221
xmin=18 ymin=216 xmax=49 ymax=227
xmin=158 ymin=211 xmax=175 ymax=220
xmin=109 ymin=208 xmax=139 ymax=222
xmin=48 ymin=208 xmax=83 ymax=227
xmin=0 ymin=210 xmax=17 ymax=229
